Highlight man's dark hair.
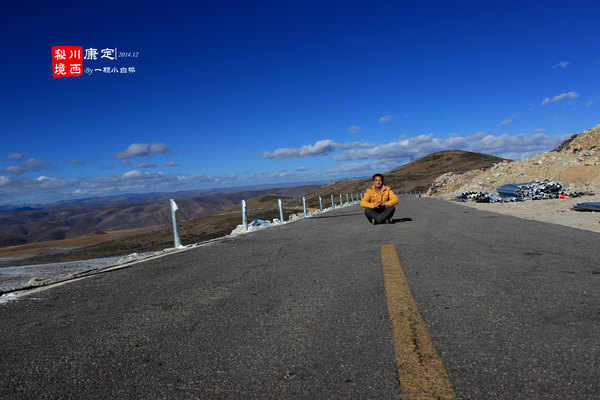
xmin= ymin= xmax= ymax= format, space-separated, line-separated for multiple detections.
xmin=372 ymin=173 xmax=384 ymax=182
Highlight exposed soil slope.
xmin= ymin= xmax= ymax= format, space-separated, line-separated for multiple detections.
xmin=428 ymin=124 xmax=600 ymax=198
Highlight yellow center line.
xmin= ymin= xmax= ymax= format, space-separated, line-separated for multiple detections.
xmin=381 ymin=244 xmax=458 ymax=400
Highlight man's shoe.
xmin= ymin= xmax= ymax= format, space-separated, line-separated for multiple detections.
xmin=386 ymin=218 xmax=394 ymax=224
xmin=374 ymin=219 xmax=382 ymax=225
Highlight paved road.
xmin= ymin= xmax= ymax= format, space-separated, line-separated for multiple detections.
xmin=1 ymin=196 xmax=598 ymax=399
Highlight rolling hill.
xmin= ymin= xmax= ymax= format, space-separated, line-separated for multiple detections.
xmin=296 ymin=150 xmax=507 ymax=208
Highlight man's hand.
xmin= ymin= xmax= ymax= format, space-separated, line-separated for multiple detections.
xmin=375 ymin=201 xmax=385 ymax=207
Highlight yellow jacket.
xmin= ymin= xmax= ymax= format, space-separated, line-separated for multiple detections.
xmin=360 ymin=185 xmax=399 ymax=209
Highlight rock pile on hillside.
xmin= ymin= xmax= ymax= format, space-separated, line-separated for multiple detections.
xmin=427 ymin=124 xmax=600 ymax=198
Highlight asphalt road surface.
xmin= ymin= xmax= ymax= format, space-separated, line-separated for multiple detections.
xmin=1 ymin=196 xmax=598 ymax=399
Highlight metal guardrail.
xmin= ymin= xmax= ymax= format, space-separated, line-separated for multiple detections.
xmin=169 ymin=199 xmax=182 ymax=248
xmin=169 ymin=193 xmax=367 ymax=240
xmin=236 ymin=193 xmax=364 ymax=233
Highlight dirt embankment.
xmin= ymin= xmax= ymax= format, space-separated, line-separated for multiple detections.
xmin=426 ymin=124 xmax=600 ymax=233
xmin=428 ymin=124 xmax=600 ymax=198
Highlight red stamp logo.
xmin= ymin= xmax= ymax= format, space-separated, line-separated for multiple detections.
xmin=52 ymin=46 xmax=83 ymax=78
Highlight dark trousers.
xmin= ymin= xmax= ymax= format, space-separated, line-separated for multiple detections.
xmin=364 ymin=205 xmax=395 ymax=222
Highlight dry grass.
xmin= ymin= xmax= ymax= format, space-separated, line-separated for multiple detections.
xmin=0 ymin=226 xmax=157 ymax=258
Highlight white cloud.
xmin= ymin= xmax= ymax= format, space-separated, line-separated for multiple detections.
xmin=295 ymin=166 xmax=308 ymax=171
xmin=541 ymin=91 xmax=579 ymax=105
xmin=497 ymin=118 xmax=512 ymax=127
xmin=331 ymin=130 xmax=568 ymax=162
xmin=122 ymin=170 xmax=142 ymax=179
xmin=263 ymin=140 xmax=337 ymax=158
xmin=263 ymin=140 xmax=372 ymax=159
xmin=322 ymin=159 xmax=400 ymax=178
xmin=379 ymin=113 xmax=393 ymax=125
xmin=586 ymin=100 xmax=593 ymax=106
xmin=150 ymin=143 xmax=168 ymax=154
xmin=87 ymin=170 xmax=231 ymax=195
xmin=468 ymin=132 xmax=565 ymax=156
xmin=165 ymin=161 xmax=178 ymax=167
xmin=245 ymin=170 xmax=292 ymax=180
xmin=69 ymin=159 xmax=85 ymax=165
xmin=115 ymin=142 xmax=169 ymax=159
xmin=336 ymin=141 xmax=374 ymax=150
xmin=188 ymin=174 xmax=238 ymax=186
xmin=552 ymin=61 xmax=571 ymax=69
xmin=122 ymin=170 xmax=159 ymax=179
xmin=138 ymin=162 xmax=157 ymax=168
xmin=323 ymin=161 xmax=371 ymax=176
xmin=334 ymin=134 xmax=470 ymax=161
xmin=7 ymin=153 xmax=25 ymax=161
xmin=0 ymin=175 xmax=80 ymax=198
xmin=2 ymin=166 xmax=28 ymax=175
xmin=347 ymin=125 xmax=363 ymax=134
xmin=25 ymin=158 xmax=50 ymax=171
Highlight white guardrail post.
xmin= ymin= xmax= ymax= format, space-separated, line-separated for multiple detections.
xmin=346 ymin=193 xmax=349 ymax=204
xmin=303 ymin=196 xmax=307 ymax=217
xmin=169 ymin=199 xmax=182 ymax=248
xmin=351 ymin=193 xmax=354 ymax=202
xmin=319 ymin=196 xmax=323 ymax=212
xmin=242 ymin=199 xmax=248 ymax=232
xmin=339 ymin=194 xmax=342 ymax=206
xmin=278 ymin=199 xmax=284 ymax=223
xmin=331 ymin=194 xmax=334 ymax=209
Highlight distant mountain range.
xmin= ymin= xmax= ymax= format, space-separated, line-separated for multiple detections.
xmin=0 ymin=150 xmax=507 ymax=253
xmin=0 ymin=185 xmax=320 ymax=247
xmin=0 ymin=182 xmax=330 ymax=212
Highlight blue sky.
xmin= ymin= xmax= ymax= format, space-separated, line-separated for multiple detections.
xmin=1 ymin=0 xmax=599 ymax=205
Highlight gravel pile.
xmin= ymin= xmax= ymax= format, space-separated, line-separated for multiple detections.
xmin=456 ymin=180 xmax=583 ymax=203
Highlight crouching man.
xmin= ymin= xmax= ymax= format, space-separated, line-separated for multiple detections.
xmin=360 ymin=173 xmax=399 ymax=224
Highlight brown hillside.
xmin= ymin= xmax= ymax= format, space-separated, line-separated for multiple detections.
xmin=0 ymin=186 xmax=319 ymax=248
xmin=299 ymin=150 xmax=507 ymax=206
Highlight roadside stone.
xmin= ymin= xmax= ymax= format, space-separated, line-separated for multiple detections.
xmin=27 ymin=277 xmax=52 ymax=285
